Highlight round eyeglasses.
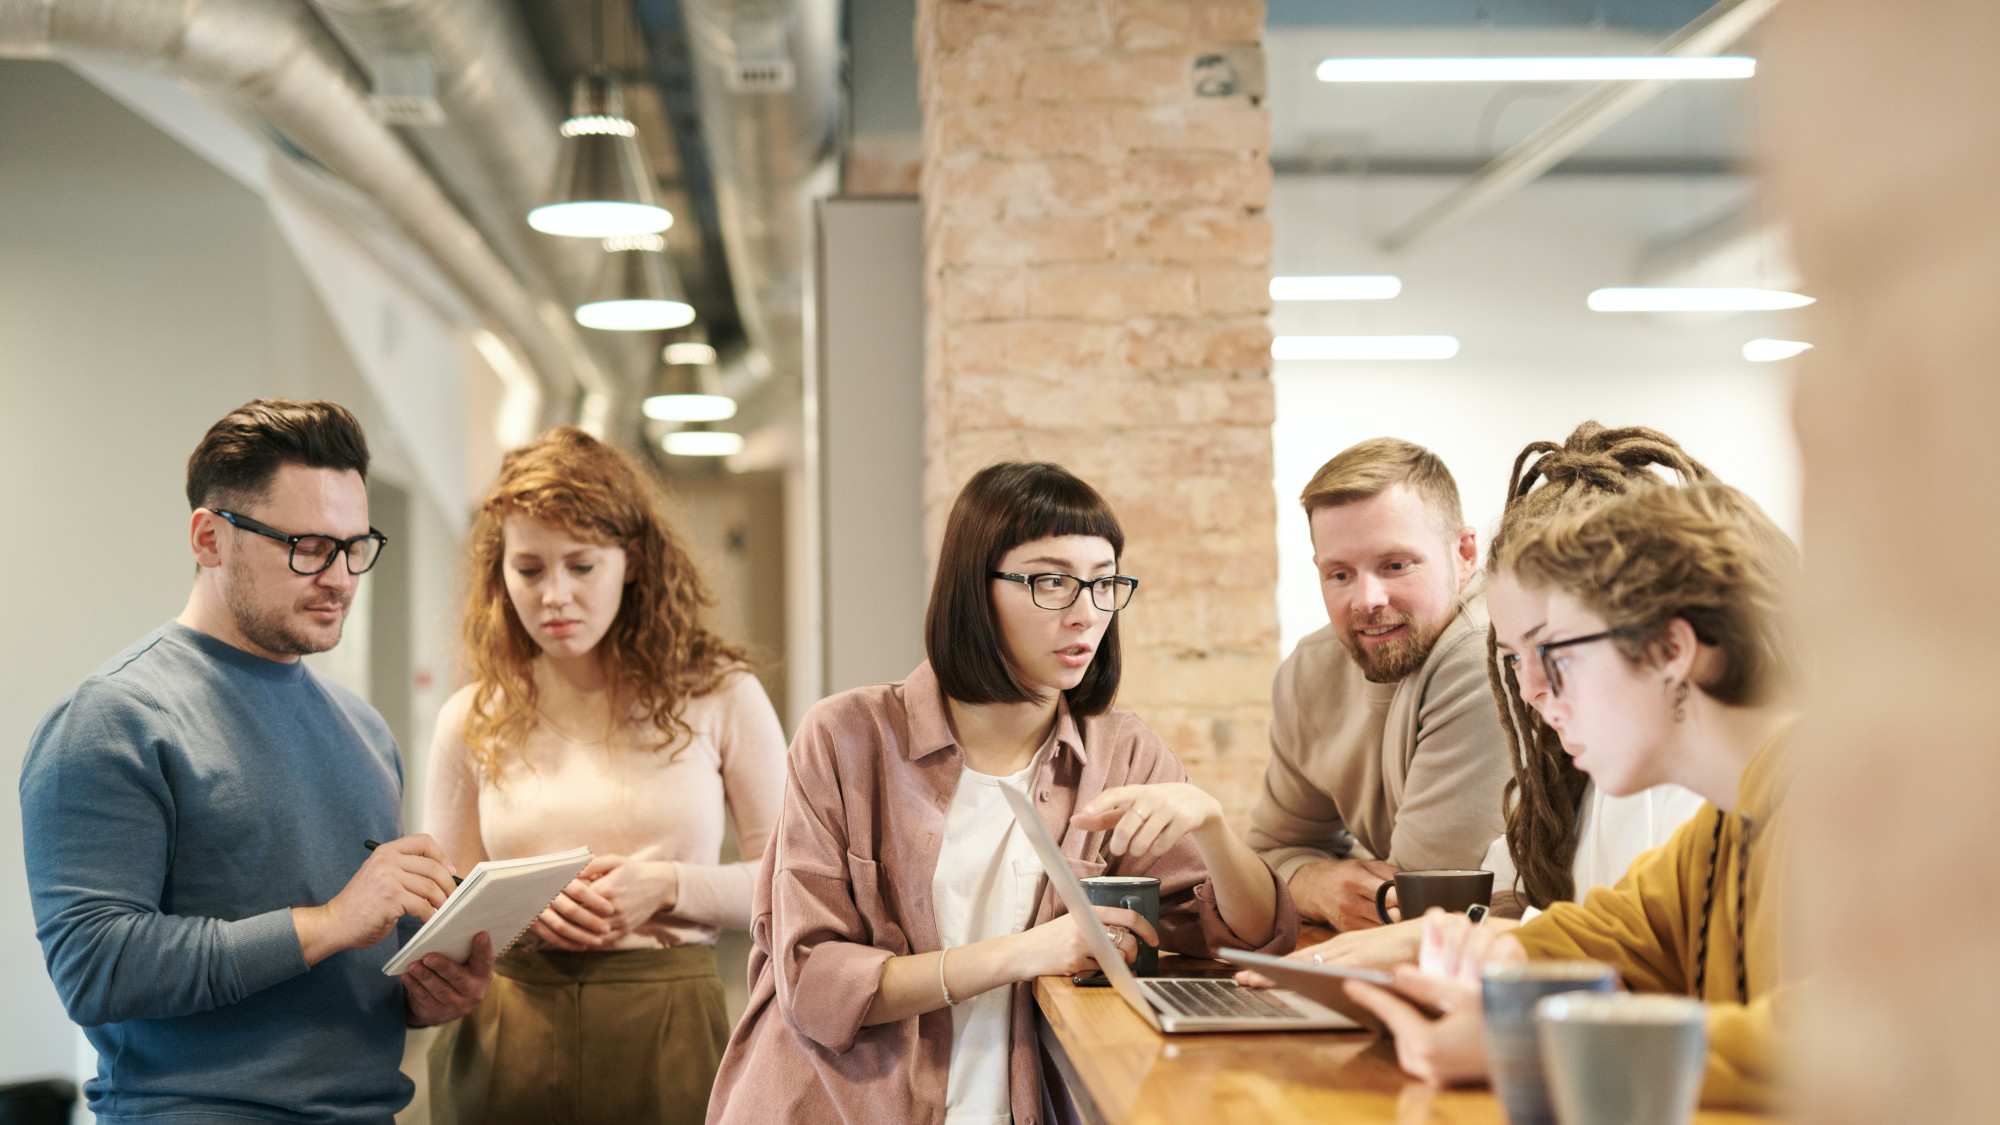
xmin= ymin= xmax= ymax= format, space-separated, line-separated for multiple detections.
xmin=210 ymin=508 xmax=388 ymax=576
xmin=1535 ymin=630 xmax=1628 ymax=698
xmin=991 ymin=571 xmax=1138 ymax=612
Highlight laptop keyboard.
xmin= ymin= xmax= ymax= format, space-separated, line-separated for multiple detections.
xmin=1147 ymin=978 xmax=1307 ymax=1021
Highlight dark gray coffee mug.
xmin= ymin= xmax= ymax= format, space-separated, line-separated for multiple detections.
xmin=1081 ymin=875 xmax=1159 ymax=975
xmin=1375 ymin=868 xmax=1494 ymax=925
xmin=1482 ymin=961 xmax=1617 ymax=1125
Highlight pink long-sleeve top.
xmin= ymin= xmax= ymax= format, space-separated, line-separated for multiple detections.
xmin=424 ymin=668 xmax=786 ymax=946
xmin=706 ymin=662 xmax=1300 ymax=1125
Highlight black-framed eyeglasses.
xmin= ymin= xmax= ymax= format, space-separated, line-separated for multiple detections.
xmin=992 ymin=571 xmax=1139 ymax=612
xmin=210 ymin=509 xmax=388 ymax=576
xmin=1535 ymin=630 xmax=1629 ymax=698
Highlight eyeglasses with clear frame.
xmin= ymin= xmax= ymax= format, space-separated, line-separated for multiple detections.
xmin=1535 ymin=630 xmax=1629 ymax=698
xmin=209 ymin=508 xmax=388 ymax=576
xmin=991 ymin=571 xmax=1139 ymax=612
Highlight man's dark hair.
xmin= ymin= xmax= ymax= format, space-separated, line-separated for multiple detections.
xmin=925 ymin=462 xmax=1125 ymax=718
xmin=185 ymin=399 xmax=371 ymax=511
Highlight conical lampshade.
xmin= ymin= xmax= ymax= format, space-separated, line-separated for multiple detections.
xmin=529 ymin=73 xmax=674 ymax=239
xmin=643 ymin=352 xmax=735 ymax=421
xmin=576 ymin=234 xmax=696 ymax=331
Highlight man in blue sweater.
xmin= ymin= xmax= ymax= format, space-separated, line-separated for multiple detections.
xmin=20 ymin=399 xmax=493 ymax=1123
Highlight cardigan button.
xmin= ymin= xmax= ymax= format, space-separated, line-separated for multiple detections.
xmin=1038 ymin=789 xmax=1050 ymax=802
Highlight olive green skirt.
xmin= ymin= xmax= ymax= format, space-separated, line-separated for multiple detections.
xmin=429 ymin=944 xmax=729 ymax=1125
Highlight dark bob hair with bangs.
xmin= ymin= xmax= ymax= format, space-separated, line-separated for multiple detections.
xmin=925 ymin=462 xmax=1126 ymax=718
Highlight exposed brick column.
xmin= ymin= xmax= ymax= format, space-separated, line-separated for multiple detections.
xmin=916 ymin=0 xmax=1277 ymax=824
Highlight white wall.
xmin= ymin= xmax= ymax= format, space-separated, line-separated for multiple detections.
xmin=0 ymin=59 xmax=464 ymax=1086
xmin=1269 ymin=174 xmax=1804 ymax=655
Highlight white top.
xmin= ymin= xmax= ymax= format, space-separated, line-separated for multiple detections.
xmin=1483 ymin=782 xmax=1709 ymax=917
xmin=933 ymin=750 xmax=1048 ymax=1125
xmin=424 ymin=669 xmax=788 ymax=948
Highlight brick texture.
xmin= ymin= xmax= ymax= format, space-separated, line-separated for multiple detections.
xmin=918 ymin=0 xmax=1276 ymax=829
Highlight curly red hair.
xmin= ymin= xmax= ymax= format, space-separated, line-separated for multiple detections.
xmin=460 ymin=427 xmax=745 ymax=779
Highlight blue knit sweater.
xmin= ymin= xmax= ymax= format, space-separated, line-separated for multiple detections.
xmin=20 ymin=622 xmax=414 ymax=1123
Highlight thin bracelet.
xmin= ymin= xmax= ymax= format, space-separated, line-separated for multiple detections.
xmin=939 ymin=945 xmax=958 ymax=1006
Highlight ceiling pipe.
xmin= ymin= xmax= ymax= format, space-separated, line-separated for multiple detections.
xmin=1378 ymin=0 xmax=1781 ymax=253
xmin=673 ymin=0 xmax=841 ymax=396
xmin=0 ymin=0 xmax=610 ymax=428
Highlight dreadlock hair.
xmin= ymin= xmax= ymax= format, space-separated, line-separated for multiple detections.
xmin=1486 ymin=422 xmax=1714 ymax=909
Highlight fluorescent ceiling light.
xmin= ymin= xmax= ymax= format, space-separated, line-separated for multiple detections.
xmin=643 ymin=394 xmax=738 ymax=422
xmin=662 ymin=430 xmax=745 ymax=457
xmin=1273 ymin=335 xmax=1460 ymax=361
xmin=1270 ymin=275 xmax=1402 ymax=301
xmin=575 ymin=299 xmax=696 ymax=331
xmin=1316 ymin=56 xmax=1756 ymax=83
xmin=1742 ymin=338 xmax=1813 ymax=362
xmin=1587 ymin=287 xmax=1815 ymax=312
xmin=663 ymin=341 xmax=718 ymax=365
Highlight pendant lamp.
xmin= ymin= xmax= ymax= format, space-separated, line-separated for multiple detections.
xmin=529 ymin=72 xmax=674 ymax=238
xmin=575 ymin=234 xmax=696 ymax=331
xmin=662 ymin=424 xmax=745 ymax=458
xmin=643 ymin=341 xmax=736 ymax=421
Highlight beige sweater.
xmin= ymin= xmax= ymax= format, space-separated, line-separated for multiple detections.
xmin=1246 ymin=590 xmax=1511 ymax=882
xmin=424 ymin=668 xmax=787 ymax=948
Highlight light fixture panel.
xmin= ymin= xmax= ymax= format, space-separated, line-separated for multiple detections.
xmin=1742 ymin=338 xmax=1814 ymax=362
xmin=1270 ymin=276 xmax=1402 ymax=301
xmin=1316 ymin=56 xmax=1757 ymax=83
xmin=1272 ymin=335 xmax=1460 ymax=360
xmin=1588 ymin=287 xmax=1814 ymax=312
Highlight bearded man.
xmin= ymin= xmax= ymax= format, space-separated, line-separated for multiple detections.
xmin=1246 ymin=438 xmax=1510 ymax=931
xmin=20 ymin=399 xmax=490 ymax=1123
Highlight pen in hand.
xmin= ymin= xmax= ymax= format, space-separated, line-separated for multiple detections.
xmin=363 ymin=839 xmax=463 ymax=886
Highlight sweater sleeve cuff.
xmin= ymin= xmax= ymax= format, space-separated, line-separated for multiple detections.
xmin=786 ymin=940 xmax=896 ymax=1055
xmin=1267 ymin=848 xmax=1332 ymax=887
xmin=223 ymin=908 xmax=309 ymax=996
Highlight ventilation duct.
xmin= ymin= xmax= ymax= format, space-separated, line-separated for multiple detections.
xmin=0 ymin=0 xmax=611 ymax=427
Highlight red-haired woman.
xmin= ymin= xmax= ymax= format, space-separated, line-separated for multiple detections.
xmin=706 ymin=461 xmax=1296 ymax=1125
xmin=423 ymin=427 xmax=786 ymax=1124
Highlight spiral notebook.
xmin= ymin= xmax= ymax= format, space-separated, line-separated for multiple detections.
xmin=381 ymin=846 xmax=593 ymax=976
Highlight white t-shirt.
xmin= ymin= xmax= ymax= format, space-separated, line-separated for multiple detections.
xmin=934 ymin=751 xmax=1048 ymax=1125
xmin=1483 ymin=782 xmax=1708 ymax=917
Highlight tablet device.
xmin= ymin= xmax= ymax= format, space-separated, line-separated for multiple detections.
xmin=1216 ymin=948 xmax=1443 ymax=1033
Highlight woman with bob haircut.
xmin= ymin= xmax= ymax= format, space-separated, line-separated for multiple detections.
xmin=1334 ymin=479 xmax=1802 ymax=1111
xmin=423 ymin=427 xmax=787 ymax=1124
xmin=706 ymin=461 xmax=1297 ymax=1125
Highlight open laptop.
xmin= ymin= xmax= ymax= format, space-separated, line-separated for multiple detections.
xmin=1000 ymin=782 xmax=1357 ymax=1033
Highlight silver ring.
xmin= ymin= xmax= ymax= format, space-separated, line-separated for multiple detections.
xmin=1313 ymin=953 xmax=1324 ymax=965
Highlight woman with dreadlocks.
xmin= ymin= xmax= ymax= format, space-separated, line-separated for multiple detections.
xmin=1337 ymin=478 xmax=1803 ymax=1111
xmin=1261 ymin=424 xmax=1715 ymax=973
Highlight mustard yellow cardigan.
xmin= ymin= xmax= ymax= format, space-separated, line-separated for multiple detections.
xmin=1514 ymin=727 xmax=1792 ymax=1110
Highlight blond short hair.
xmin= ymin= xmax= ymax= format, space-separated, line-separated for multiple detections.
xmin=1299 ymin=437 xmax=1464 ymax=534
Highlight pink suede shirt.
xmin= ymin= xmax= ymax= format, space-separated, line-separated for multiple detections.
xmin=706 ymin=662 xmax=1299 ymax=1125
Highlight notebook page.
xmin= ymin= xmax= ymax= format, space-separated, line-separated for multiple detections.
xmin=381 ymin=846 xmax=592 ymax=975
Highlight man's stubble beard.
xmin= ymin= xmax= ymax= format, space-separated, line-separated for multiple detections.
xmin=1340 ymin=608 xmax=1452 ymax=683
xmin=224 ymin=565 xmax=347 ymax=657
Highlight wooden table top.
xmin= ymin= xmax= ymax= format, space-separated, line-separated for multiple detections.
xmin=1032 ymin=958 xmax=1770 ymax=1125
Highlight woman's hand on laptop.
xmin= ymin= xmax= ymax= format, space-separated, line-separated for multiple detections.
xmin=1007 ymin=905 xmax=1160 ymax=978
